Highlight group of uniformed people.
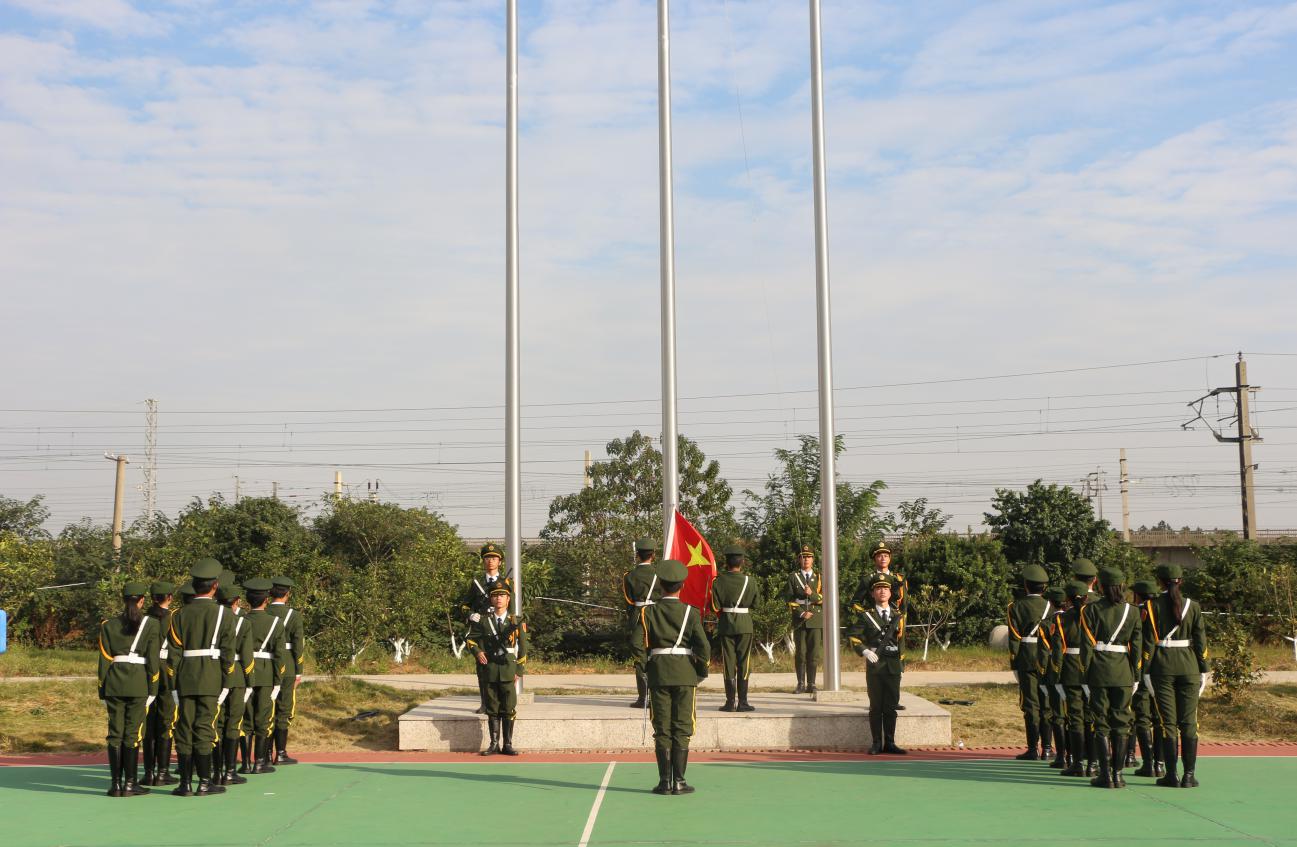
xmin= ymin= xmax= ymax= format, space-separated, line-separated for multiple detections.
xmin=97 ymin=558 xmax=305 ymax=797
xmin=1007 ymin=559 xmax=1209 ymax=789
xmin=460 ymin=542 xmax=527 ymax=756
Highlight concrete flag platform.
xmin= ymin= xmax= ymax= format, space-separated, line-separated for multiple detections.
xmin=397 ymin=691 xmax=951 ymax=752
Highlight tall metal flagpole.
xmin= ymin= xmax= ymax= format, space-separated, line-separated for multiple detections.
xmin=808 ymin=0 xmax=841 ymax=692
xmin=658 ymin=0 xmax=680 ymax=546
xmin=505 ymin=0 xmax=522 ymax=615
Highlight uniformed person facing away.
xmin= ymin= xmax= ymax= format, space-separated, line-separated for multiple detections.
xmin=846 ymin=576 xmax=907 ymax=754
xmin=142 ymin=580 xmax=177 ymax=786
xmin=167 ymin=559 xmax=236 ymax=796
xmin=852 ymin=540 xmax=907 ymax=616
xmin=242 ymin=578 xmax=287 ymax=774
xmin=214 ymin=579 xmax=250 ymax=787
xmin=1071 ymin=558 xmax=1100 ymax=601
xmin=1053 ymin=581 xmax=1093 ymax=776
xmin=1142 ymin=563 xmax=1209 ymax=788
xmin=1129 ymin=580 xmax=1164 ymax=778
xmin=179 ymin=582 xmax=196 ymax=604
xmin=1042 ymin=586 xmax=1069 ymax=768
xmin=622 ymin=538 xmax=661 ymax=708
xmin=467 ymin=583 xmax=528 ymax=756
xmin=461 ymin=542 xmax=513 ymax=714
xmin=98 ymin=581 xmax=161 ymax=797
xmin=1080 ymin=567 xmax=1142 ymax=789
xmin=710 ymin=546 xmax=761 ymax=712
xmin=1007 ymin=564 xmax=1052 ymax=760
xmin=786 ymin=544 xmax=823 ymax=693
xmin=267 ymin=575 xmax=305 ymax=765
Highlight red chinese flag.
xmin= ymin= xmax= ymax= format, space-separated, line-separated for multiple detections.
xmin=666 ymin=509 xmax=716 ymax=610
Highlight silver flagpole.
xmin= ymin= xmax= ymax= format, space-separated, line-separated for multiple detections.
xmin=808 ymin=0 xmax=841 ymax=692
xmin=505 ymin=0 xmax=522 ymax=616
xmin=657 ymin=0 xmax=680 ymax=546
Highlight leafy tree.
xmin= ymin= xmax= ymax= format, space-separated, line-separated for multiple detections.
xmin=0 ymin=494 xmax=51 ymax=540
xmin=984 ymin=480 xmax=1109 ymax=583
xmin=0 ymin=532 xmax=56 ymax=643
xmin=892 ymin=498 xmax=950 ymax=539
xmin=894 ymin=533 xmax=1012 ymax=644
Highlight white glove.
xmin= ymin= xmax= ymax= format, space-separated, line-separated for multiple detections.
xmin=145 ymin=695 xmax=156 ymax=710
xmin=469 ymin=613 xmax=481 ymax=623
xmin=1054 ymin=684 xmax=1064 ymax=699
xmin=1038 ymin=684 xmax=1048 ymax=697
xmin=862 ymin=648 xmax=879 ymax=664
xmin=171 ymin=691 xmax=180 ymax=706
xmin=217 ymin=688 xmax=229 ymax=706
xmin=1132 ymin=680 xmax=1139 ymax=695
xmin=1143 ymin=674 xmax=1153 ymax=692
xmin=1081 ymin=684 xmax=1091 ymax=699
xmin=271 ymin=685 xmax=282 ymax=701
xmin=243 ymin=688 xmax=254 ymax=704
xmin=1199 ymin=676 xmax=1208 ymax=697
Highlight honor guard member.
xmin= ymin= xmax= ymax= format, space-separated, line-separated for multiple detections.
xmin=167 ymin=558 xmax=237 ymax=796
xmin=179 ymin=582 xmax=196 ymax=604
xmin=622 ymin=537 xmax=661 ymax=708
xmin=1054 ymin=581 xmax=1093 ymax=776
xmin=632 ymin=559 xmax=710 ymax=795
xmin=846 ymin=576 xmax=906 ymax=754
xmin=1128 ymin=579 xmax=1164 ymax=777
xmin=98 ymin=581 xmax=162 ymax=797
xmin=852 ymin=540 xmax=907 ymax=615
xmin=786 ymin=544 xmax=823 ymax=693
xmin=467 ymin=582 xmax=528 ymax=756
xmin=460 ymin=542 xmax=513 ymax=714
xmin=142 ymin=580 xmax=177 ymax=786
xmin=710 ymin=546 xmax=761 ymax=712
xmin=1142 ymin=563 xmax=1209 ymax=788
xmin=1079 ymin=567 xmax=1142 ymax=789
xmin=267 ymin=575 xmax=305 ymax=765
xmin=214 ymin=579 xmax=250 ymax=786
xmin=1041 ymin=587 xmax=1069 ymax=768
xmin=1006 ymin=564 xmax=1052 ymax=760
xmin=242 ymin=578 xmax=287 ymax=774
xmin=1071 ymin=558 xmax=1099 ymax=602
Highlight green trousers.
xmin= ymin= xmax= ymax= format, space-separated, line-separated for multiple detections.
xmin=174 ymin=694 xmax=220 ymax=756
xmin=1062 ymin=685 xmax=1090 ymax=733
xmin=273 ymin=677 xmax=297 ymax=731
xmin=144 ymin=690 xmax=177 ymax=745
xmin=248 ymin=685 xmax=277 ymax=738
xmin=793 ymin=627 xmax=822 ymax=680
xmin=218 ymin=687 xmax=248 ymax=741
xmin=483 ymin=678 xmax=519 ymax=720
xmin=1045 ymin=680 xmax=1065 ymax=728
xmin=1132 ymin=683 xmax=1160 ymax=733
xmin=649 ymin=685 xmax=697 ymax=752
xmin=1016 ymin=670 xmax=1044 ymax=722
xmin=1152 ymin=674 xmax=1201 ymax=739
xmin=1089 ymin=684 xmax=1133 ymax=736
xmin=718 ymin=633 xmax=753 ymax=681
xmin=105 ymin=696 xmax=148 ymax=747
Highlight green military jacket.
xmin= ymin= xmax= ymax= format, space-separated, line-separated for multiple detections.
xmin=851 ymin=569 xmax=907 ymax=614
xmin=786 ymin=570 xmax=823 ymax=629
xmin=226 ymin=610 xmax=253 ymax=689
xmin=1006 ymin=594 xmax=1051 ymax=673
xmin=467 ymin=612 xmax=528 ymax=683
xmin=460 ymin=573 xmax=514 ymax=618
xmin=167 ymin=597 xmax=237 ymax=696
xmin=243 ymin=609 xmax=287 ymax=688
xmin=632 ymin=598 xmax=710 ymax=687
xmin=148 ymin=605 xmax=175 ymax=693
xmin=1141 ymin=594 xmax=1209 ymax=678
xmin=845 ymin=606 xmax=905 ymax=676
xmin=1049 ymin=609 xmax=1086 ymax=686
xmin=267 ymin=602 xmax=305 ymax=677
xmin=622 ymin=564 xmax=662 ymax=624
xmin=98 ymin=615 xmax=161 ymax=698
xmin=710 ymin=571 xmax=760 ymax=636
xmin=1080 ymin=598 xmax=1142 ymax=686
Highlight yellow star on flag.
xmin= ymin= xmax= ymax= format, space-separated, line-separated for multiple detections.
xmin=685 ymin=539 xmax=710 ymax=567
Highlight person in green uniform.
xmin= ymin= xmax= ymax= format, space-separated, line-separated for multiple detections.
xmin=1072 ymin=558 xmax=1099 ymax=601
xmin=98 ymin=581 xmax=161 ymax=797
xmin=461 ymin=543 xmax=513 ymax=715
xmin=852 ymin=540 xmax=907 ymax=616
xmin=242 ymin=578 xmax=287 ymax=774
xmin=786 ymin=544 xmax=823 ymax=693
xmin=710 ymin=545 xmax=761 ymax=712
xmin=1142 ymin=563 xmax=1209 ymax=788
xmin=622 ymin=538 xmax=661 ymax=708
xmin=1041 ymin=586 xmax=1069 ymax=768
xmin=847 ymin=576 xmax=907 ymax=755
xmin=1080 ymin=566 xmax=1142 ymax=789
xmin=1006 ymin=564 xmax=1052 ymax=760
xmin=214 ymin=579 xmax=250 ymax=786
xmin=141 ymin=580 xmax=177 ymax=786
xmin=1054 ymin=581 xmax=1092 ymax=777
xmin=632 ymin=559 xmax=710 ymax=794
xmin=1129 ymin=579 xmax=1164 ymax=778
xmin=1069 ymin=558 xmax=1100 ymax=773
xmin=167 ymin=558 xmax=237 ymax=797
xmin=267 ymin=575 xmax=305 ymax=765
xmin=467 ymin=583 xmax=528 ymax=756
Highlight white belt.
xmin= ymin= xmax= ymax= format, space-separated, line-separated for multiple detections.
xmin=881 ymin=645 xmax=899 ymax=653
xmin=284 ymin=642 xmax=294 ymax=650
xmin=795 ymin=599 xmax=814 ymax=605
xmin=721 ymin=607 xmax=750 ymax=614
xmin=182 ymin=649 xmax=220 ymax=658
xmin=494 ymin=646 xmax=519 ymax=656
xmin=1094 ymin=643 xmax=1127 ymax=653
xmin=1019 ymin=636 xmax=1038 ymax=644
xmin=632 ymin=601 xmax=654 ymax=607
xmin=1064 ymin=648 xmax=1080 ymax=655
xmin=112 ymin=655 xmax=146 ymax=664
xmin=158 ymin=646 xmax=169 ymax=660
xmin=650 ymin=647 xmax=694 ymax=656
xmin=253 ymin=651 xmax=273 ymax=660
xmin=1158 ymin=639 xmax=1190 ymax=648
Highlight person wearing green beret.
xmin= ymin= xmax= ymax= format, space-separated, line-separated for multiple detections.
xmin=461 ymin=543 xmax=514 ymax=715
xmin=709 ymin=546 xmax=761 ymax=712
xmin=786 ymin=544 xmax=823 ymax=694
xmin=1053 ymin=581 xmax=1096 ymax=776
xmin=846 ymin=576 xmax=907 ymax=754
xmin=241 ymin=578 xmax=287 ymax=774
xmin=267 ymin=575 xmax=305 ymax=765
xmin=631 ymin=559 xmax=710 ymax=794
xmin=1006 ymin=564 xmax=1052 ymax=760
xmin=1128 ymin=580 xmax=1164 ymax=778
xmin=1080 ymin=567 xmax=1142 ymax=789
xmin=622 ymin=538 xmax=661 ymax=709
xmin=1041 ymin=586 xmax=1069 ymax=768
xmin=467 ymin=582 xmax=528 ymax=756
xmin=167 ymin=558 xmax=237 ymax=796
xmin=142 ymin=580 xmax=177 ymax=786
xmin=1142 ymin=563 xmax=1209 ymax=788
xmin=98 ymin=581 xmax=162 ymax=797
xmin=213 ymin=581 xmax=251 ymax=786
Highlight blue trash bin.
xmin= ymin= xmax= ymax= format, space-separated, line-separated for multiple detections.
xmin=0 ymin=609 xmax=7 ymax=654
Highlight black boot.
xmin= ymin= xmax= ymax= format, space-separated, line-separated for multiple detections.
xmin=1085 ymin=728 xmax=1097 ymax=776
xmin=882 ymin=711 xmax=907 ymax=754
xmin=651 ymin=748 xmax=672 ymax=794
xmin=737 ymin=678 xmax=755 ymax=712
xmin=1061 ymin=731 xmax=1086 ymax=776
xmin=1090 ymin=735 xmax=1113 ymax=788
xmin=1039 ymin=715 xmax=1053 ymax=760
xmin=224 ymin=738 xmax=247 ymax=785
xmin=1016 ymin=717 xmax=1040 ymax=760
xmin=670 ymin=746 xmax=694 ymax=795
xmin=1180 ymin=735 xmax=1199 ymax=787
xmin=1157 ymin=733 xmax=1180 ymax=787
xmin=481 ymin=717 xmax=500 ymax=756
xmin=868 ymin=710 xmax=883 ymax=754
xmin=1153 ymin=731 xmax=1165 ymax=777
xmin=720 ymin=678 xmax=736 ymax=712
xmin=501 ymin=718 xmax=519 ymax=756
xmin=106 ymin=745 xmax=124 ymax=797
xmin=238 ymin=735 xmax=252 ymax=774
xmin=274 ymin=728 xmax=298 ymax=764
xmin=1133 ymin=728 xmax=1157 ymax=777
xmin=156 ymin=737 xmax=176 ymax=785
xmin=171 ymin=754 xmax=193 ymax=796
xmin=794 ymin=667 xmax=805 ymax=694
xmin=141 ymin=732 xmax=156 ymax=788
xmin=123 ymin=744 xmax=149 ymax=796
xmin=1049 ymin=726 xmax=1067 ymax=768
xmin=805 ymin=664 xmax=817 ymax=694
xmin=1125 ymin=734 xmax=1137 ymax=769
xmin=476 ymin=673 xmax=488 ymax=715
xmin=1111 ymin=734 xmax=1127 ymax=787
xmin=255 ymin=736 xmax=278 ymax=774
xmin=631 ymin=672 xmax=648 ymax=709
xmin=195 ymin=752 xmax=225 ymax=796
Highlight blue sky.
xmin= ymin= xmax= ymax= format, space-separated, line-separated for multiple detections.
xmin=2 ymin=1 xmax=1296 ymax=534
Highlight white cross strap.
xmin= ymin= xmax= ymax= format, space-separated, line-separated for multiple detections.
xmin=1025 ymin=601 xmax=1052 ymax=639
xmin=634 ymin=574 xmax=659 ymax=606
xmin=258 ymin=616 xmax=281 ymax=654
xmin=1158 ymin=599 xmax=1193 ymax=644
xmin=208 ymin=605 xmax=225 ymax=652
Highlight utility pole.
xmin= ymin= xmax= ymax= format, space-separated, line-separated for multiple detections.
xmin=583 ymin=450 xmax=593 ymax=489
xmin=1119 ymin=449 xmax=1131 ymax=542
xmin=234 ymin=475 xmax=241 ymax=504
xmin=334 ymin=471 xmax=343 ymax=499
xmin=1183 ymin=353 xmax=1262 ymax=538
xmin=142 ymin=399 xmax=158 ymax=518
xmin=272 ymin=481 xmax=279 ymax=501
xmin=105 ymin=453 xmax=129 ymax=558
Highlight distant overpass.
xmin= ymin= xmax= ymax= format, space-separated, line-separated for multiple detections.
xmin=1127 ymin=529 xmax=1297 ymax=569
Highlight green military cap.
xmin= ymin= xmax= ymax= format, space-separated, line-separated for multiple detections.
xmin=271 ymin=576 xmax=297 ymax=589
xmin=488 ymin=582 xmax=512 ymax=597
xmin=722 ymin=544 xmax=746 ymax=560
xmin=178 ymin=582 xmax=196 ymax=596
xmin=1070 ymin=558 xmax=1098 ymax=578
xmin=244 ymin=577 xmax=273 ymax=591
xmin=122 ymin=581 xmax=149 ymax=598
xmin=479 ymin=542 xmax=503 ymax=560
xmin=868 ymin=574 xmax=893 ymax=591
xmin=1065 ymin=580 xmax=1090 ymax=599
xmin=1021 ymin=563 xmax=1049 ymax=584
xmin=1131 ymin=580 xmax=1159 ymax=597
xmin=655 ymin=558 xmax=688 ymax=583
xmin=1156 ymin=563 xmax=1183 ymax=581
xmin=1098 ymin=566 xmax=1125 ymax=587
xmin=149 ymin=580 xmax=175 ymax=595
xmin=797 ymin=543 xmax=816 ymax=558
xmin=1044 ymin=586 xmax=1067 ymax=604
xmin=634 ymin=538 xmax=657 ymax=554
xmin=219 ymin=569 xmax=238 ymax=586
xmin=190 ymin=558 xmax=223 ymax=580
xmin=871 ymin=540 xmax=892 ymax=558
xmin=216 ymin=582 xmax=243 ymax=602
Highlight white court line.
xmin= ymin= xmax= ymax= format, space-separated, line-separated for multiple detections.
xmin=578 ymin=761 xmax=616 ymax=847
